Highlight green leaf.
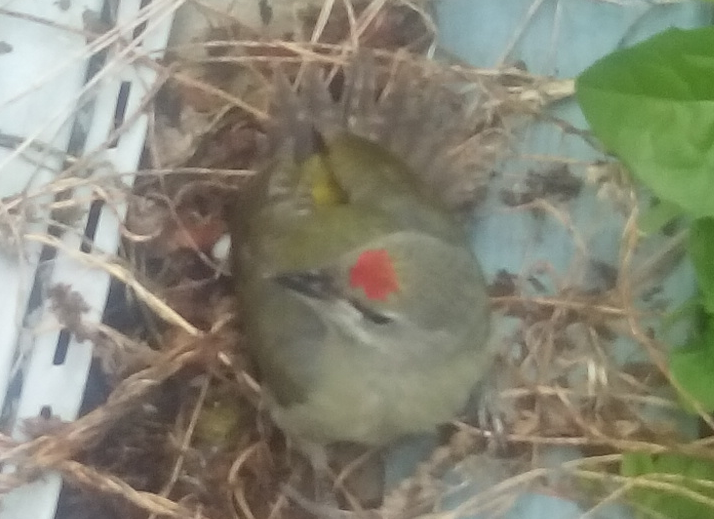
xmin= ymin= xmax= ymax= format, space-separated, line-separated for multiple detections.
xmin=638 ymin=200 xmax=683 ymax=236
xmin=689 ymin=218 xmax=714 ymax=313
xmin=621 ymin=452 xmax=714 ymax=519
xmin=621 ymin=451 xmax=656 ymax=480
xmin=576 ymin=27 xmax=714 ymax=219
xmin=669 ymin=315 xmax=714 ymax=413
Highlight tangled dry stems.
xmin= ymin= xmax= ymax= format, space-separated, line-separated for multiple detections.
xmin=0 ymin=1 xmax=711 ymax=518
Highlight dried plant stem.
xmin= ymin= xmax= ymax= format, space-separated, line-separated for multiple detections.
xmin=60 ymin=459 xmax=207 ymax=519
xmin=147 ymin=376 xmax=211 ymax=519
xmin=23 ymin=232 xmax=201 ymax=336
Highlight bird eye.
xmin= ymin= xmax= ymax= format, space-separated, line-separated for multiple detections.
xmin=349 ymin=298 xmax=392 ymax=325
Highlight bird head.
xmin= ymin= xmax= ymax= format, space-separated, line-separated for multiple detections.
xmin=271 ymin=230 xmax=488 ymax=362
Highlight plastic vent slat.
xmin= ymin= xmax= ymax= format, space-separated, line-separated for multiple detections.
xmin=0 ymin=1 xmax=173 ymax=518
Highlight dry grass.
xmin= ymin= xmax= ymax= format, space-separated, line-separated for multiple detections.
xmin=0 ymin=1 xmax=708 ymax=519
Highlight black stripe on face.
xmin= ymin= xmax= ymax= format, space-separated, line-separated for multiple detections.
xmin=349 ymin=298 xmax=393 ymax=325
xmin=273 ymin=269 xmax=392 ymax=324
xmin=273 ymin=270 xmax=337 ymax=300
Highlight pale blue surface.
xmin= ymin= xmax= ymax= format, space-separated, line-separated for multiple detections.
xmin=438 ymin=0 xmax=712 ymax=76
xmin=391 ymin=2 xmax=714 ymax=518
xmin=438 ymin=0 xmax=709 ymax=290
xmin=505 ymin=494 xmax=628 ymax=519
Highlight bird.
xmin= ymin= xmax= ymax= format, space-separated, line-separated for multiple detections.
xmin=227 ymin=54 xmax=494 ymax=511
xmin=230 ymin=130 xmax=491 ymax=454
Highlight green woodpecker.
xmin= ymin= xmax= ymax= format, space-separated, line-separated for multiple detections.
xmin=230 ymin=131 xmax=491 ymax=448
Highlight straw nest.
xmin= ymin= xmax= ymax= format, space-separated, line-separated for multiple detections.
xmin=0 ymin=2 xmax=701 ymax=519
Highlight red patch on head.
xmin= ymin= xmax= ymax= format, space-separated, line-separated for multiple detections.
xmin=349 ymin=249 xmax=400 ymax=301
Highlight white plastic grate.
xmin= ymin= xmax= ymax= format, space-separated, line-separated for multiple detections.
xmin=0 ymin=1 xmax=174 ymax=518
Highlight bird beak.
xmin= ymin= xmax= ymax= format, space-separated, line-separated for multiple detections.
xmin=272 ymin=269 xmax=337 ymax=300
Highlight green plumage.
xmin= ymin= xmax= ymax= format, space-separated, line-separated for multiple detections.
xmin=230 ymin=133 xmax=491 ymax=446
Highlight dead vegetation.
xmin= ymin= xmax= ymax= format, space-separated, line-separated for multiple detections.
xmin=0 ymin=1 xmax=704 ymax=519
